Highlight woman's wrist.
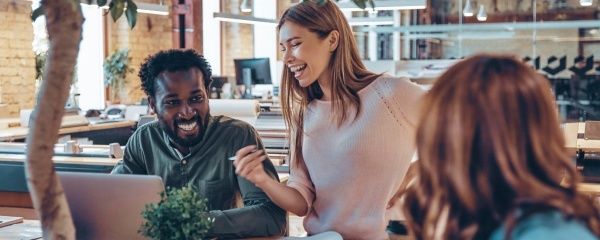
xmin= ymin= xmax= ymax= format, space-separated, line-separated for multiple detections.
xmin=255 ymin=176 xmax=277 ymax=190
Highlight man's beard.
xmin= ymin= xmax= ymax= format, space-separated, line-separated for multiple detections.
xmin=159 ymin=113 xmax=208 ymax=148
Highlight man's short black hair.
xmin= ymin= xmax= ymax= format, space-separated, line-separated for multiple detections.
xmin=139 ymin=49 xmax=212 ymax=98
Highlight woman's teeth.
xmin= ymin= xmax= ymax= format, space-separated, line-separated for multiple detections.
xmin=178 ymin=122 xmax=197 ymax=131
xmin=290 ymin=64 xmax=306 ymax=72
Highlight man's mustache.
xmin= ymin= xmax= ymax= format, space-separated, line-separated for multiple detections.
xmin=174 ymin=113 xmax=201 ymax=124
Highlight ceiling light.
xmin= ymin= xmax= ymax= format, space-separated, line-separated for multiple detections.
xmin=463 ymin=0 xmax=473 ymax=17
xmin=580 ymin=0 xmax=593 ymax=6
xmin=136 ymin=2 xmax=169 ymax=15
xmin=213 ymin=12 xmax=276 ymax=25
xmin=240 ymin=0 xmax=252 ymax=13
xmin=99 ymin=3 xmax=169 ymax=16
xmin=477 ymin=5 xmax=487 ymax=21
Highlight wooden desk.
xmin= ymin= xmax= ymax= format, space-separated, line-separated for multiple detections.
xmin=563 ymin=122 xmax=600 ymax=152
xmin=0 ymin=120 xmax=135 ymax=143
xmin=0 ymin=154 xmax=120 ymax=166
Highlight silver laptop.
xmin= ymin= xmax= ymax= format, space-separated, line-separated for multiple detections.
xmin=58 ymin=172 xmax=164 ymax=240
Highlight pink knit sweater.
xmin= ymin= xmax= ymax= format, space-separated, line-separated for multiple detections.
xmin=287 ymin=75 xmax=424 ymax=239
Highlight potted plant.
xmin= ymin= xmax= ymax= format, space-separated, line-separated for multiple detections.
xmin=140 ymin=185 xmax=214 ymax=240
xmin=104 ymin=48 xmax=134 ymax=103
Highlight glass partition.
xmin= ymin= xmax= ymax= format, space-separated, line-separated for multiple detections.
xmin=350 ymin=0 xmax=599 ymax=122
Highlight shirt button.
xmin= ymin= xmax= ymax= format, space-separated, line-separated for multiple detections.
xmin=182 ymin=160 xmax=187 ymax=165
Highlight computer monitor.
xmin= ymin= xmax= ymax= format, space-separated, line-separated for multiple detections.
xmin=234 ymin=58 xmax=272 ymax=85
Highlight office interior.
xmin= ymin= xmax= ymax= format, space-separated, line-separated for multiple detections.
xmin=0 ymin=0 xmax=599 ymax=238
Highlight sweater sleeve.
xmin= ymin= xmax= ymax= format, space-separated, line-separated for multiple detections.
xmin=286 ymin=131 xmax=316 ymax=211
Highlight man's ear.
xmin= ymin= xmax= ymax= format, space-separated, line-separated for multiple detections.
xmin=148 ymin=96 xmax=157 ymax=114
xmin=328 ymin=30 xmax=340 ymax=52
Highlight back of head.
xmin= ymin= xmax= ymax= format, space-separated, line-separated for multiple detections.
xmin=403 ymin=54 xmax=600 ymax=239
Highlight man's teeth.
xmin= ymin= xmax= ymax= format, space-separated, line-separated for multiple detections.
xmin=178 ymin=122 xmax=197 ymax=131
xmin=290 ymin=64 xmax=306 ymax=72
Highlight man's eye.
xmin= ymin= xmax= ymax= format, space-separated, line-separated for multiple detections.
xmin=165 ymin=100 xmax=180 ymax=105
xmin=191 ymin=96 xmax=204 ymax=103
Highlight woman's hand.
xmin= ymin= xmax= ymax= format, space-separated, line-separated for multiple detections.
xmin=233 ymin=145 xmax=272 ymax=187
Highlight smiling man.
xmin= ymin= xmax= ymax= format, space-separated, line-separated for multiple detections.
xmin=111 ymin=49 xmax=286 ymax=238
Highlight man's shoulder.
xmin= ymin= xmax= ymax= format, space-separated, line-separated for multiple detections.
xmin=212 ymin=115 xmax=257 ymax=134
xmin=129 ymin=120 xmax=163 ymax=142
xmin=135 ymin=120 xmax=161 ymax=133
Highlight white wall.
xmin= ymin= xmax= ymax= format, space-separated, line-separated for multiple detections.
xmin=253 ymin=0 xmax=278 ymax=86
xmin=202 ymin=0 xmax=221 ymax=76
xmin=75 ymin=4 xmax=105 ymax=110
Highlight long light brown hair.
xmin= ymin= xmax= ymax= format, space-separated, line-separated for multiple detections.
xmin=403 ymin=54 xmax=600 ymax=239
xmin=278 ymin=0 xmax=380 ymax=168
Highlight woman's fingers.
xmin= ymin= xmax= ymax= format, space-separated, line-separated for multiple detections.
xmin=234 ymin=145 xmax=257 ymax=164
xmin=234 ymin=150 xmax=264 ymax=174
xmin=238 ymin=154 xmax=267 ymax=177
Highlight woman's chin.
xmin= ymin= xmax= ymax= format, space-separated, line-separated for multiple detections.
xmin=296 ymin=78 xmax=314 ymax=88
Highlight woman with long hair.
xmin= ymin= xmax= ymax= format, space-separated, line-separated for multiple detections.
xmin=233 ymin=0 xmax=423 ymax=238
xmin=403 ymin=54 xmax=600 ymax=239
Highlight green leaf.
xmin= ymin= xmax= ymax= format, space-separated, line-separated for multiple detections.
xmin=31 ymin=6 xmax=44 ymax=21
xmin=110 ymin=0 xmax=125 ymax=22
xmin=97 ymin=0 xmax=107 ymax=7
xmin=351 ymin=0 xmax=367 ymax=9
xmin=125 ymin=0 xmax=137 ymax=29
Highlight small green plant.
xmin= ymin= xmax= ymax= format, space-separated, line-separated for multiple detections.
xmin=103 ymin=48 xmax=134 ymax=102
xmin=140 ymin=185 xmax=214 ymax=240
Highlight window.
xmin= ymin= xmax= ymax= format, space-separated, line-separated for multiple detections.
xmin=32 ymin=3 xmax=105 ymax=111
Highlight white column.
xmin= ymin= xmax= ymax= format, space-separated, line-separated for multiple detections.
xmin=368 ymin=12 xmax=378 ymax=61
xmin=202 ymin=0 xmax=221 ymax=75
xmin=402 ymin=10 xmax=411 ymax=59
xmin=253 ymin=0 xmax=277 ymax=86
xmin=393 ymin=10 xmax=401 ymax=61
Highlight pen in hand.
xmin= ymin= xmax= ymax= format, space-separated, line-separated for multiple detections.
xmin=229 ymin=148 xmax=258 ymax=161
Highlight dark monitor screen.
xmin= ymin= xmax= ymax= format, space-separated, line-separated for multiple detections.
xmin=234 ymin=58 xmax=272 ymax=85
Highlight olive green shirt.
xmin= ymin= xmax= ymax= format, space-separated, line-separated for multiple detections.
xmin=112 ymin=115 xmax=286 ymax=239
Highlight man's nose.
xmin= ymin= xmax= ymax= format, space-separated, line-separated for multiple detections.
xmin=179 ymin=103 xmax=196 ymax=119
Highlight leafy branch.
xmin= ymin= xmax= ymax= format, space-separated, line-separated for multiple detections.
xmin=32 ymin=0 xmax=138 ymax=29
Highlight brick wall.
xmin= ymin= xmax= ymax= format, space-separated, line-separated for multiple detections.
xmin=107 ymin=0 xmax=173 ymax=104
xmin=0 ymin=0 xmax=172 ymax=116
xmin=0 ymin=0 xmax=36 ymax=117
